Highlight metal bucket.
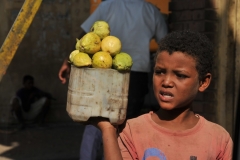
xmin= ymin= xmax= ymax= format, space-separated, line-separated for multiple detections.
xmin=66 ymin=65 xmax=130 ymax=125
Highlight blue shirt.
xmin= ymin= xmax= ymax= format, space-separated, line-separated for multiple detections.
xmin=81 ymin=0 xmax=168 ymax=72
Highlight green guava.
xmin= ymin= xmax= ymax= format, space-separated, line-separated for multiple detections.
xmin=112 ymin=52 xmax=133 ymax=71
xmin=91 ymin=21 xmax=110 ymax=40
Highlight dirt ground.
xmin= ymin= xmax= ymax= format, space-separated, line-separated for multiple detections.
xmin=0 ymin=122 xmax=102 ymax=160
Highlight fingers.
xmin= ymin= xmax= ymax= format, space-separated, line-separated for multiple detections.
xmin=58 ymin=61 xmax=70 ymax=84
xmin=84 ymin=117 xmax=115 ymax=131
xmin=58 ymin=72 xmax=66 ymax=84
xmin=61 ymin=78 xmax=66 ymax=84
xmin=58 ymin=66 xmax=68 ymax=84
xmin=88 ymin=117 xmax=109 ymax=125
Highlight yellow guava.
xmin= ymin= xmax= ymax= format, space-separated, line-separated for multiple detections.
xmin=76 ymin=32 xmax=101 ymax=54
xmin=69 ymin=50 xmax=80 ymax=63
xmin=92 ymin=51 xmax=112 ymax=69
xmin=75 ymin=38 xmax=81 ymax=50
xmin=112 ymin=52 xmax=133 ymax=71
xmin=101 ymin=36 xmax=121 ymax=56
xmin=72 ymin=52 xmax=92 ymax=67
xmin=91 ymin=21 xmax=110 ymax=40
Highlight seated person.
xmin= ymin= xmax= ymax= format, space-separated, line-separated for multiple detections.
xmin=10 ymin=75 xmax=53 ymax=129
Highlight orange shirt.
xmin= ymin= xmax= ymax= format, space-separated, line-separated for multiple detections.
xmin=118 ymin=112 xmax=233 ymax=160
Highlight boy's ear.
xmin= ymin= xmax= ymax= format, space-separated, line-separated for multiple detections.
xmin=199 ymin=73 xmax=212 ymax=92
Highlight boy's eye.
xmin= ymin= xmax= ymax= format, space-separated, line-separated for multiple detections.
xmin=176 ymin=74 xmax=187 ymax=79
xmin=154 ymin=69 xmax=164 ymax=75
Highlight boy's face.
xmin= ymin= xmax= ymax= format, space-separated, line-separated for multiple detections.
xmin=24 ymin=79 xmax=34 ymax=90
xmin=153 ymin=51 xmax=211 ymax=110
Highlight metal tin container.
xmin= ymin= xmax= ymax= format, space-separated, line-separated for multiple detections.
xmin=66 ymin=65 xmax=130 ymax=125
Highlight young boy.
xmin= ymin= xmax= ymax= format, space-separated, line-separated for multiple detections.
xmin=92 ymin=30 xmax=233 ymax=160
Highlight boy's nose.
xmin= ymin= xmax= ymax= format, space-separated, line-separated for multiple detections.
xmin=162 ymin=76 xmax=174 ymax=88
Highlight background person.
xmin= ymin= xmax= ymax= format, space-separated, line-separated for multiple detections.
xmin=11 ymin=75 xmax=53 ymax=129
xmin=58 ymin=0 xmax=168 ymax=159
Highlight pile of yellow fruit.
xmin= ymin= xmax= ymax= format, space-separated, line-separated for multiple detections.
xmin=68 ymin=21 xmax=133 ymax=71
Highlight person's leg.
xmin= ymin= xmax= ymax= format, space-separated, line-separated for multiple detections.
xmin=38 ymin=98 xmax=51 ymax=124
xmin=27 ymin=97 xmax=50 ymax=125
xmin=11 ymin=98 xmax=26 ymax=129
xmin=79 ymin=125 xmax=103 ymax=160
xmin=126 ymin=71 xmax=149 ymax=119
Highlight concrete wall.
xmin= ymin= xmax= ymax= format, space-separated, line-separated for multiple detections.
xmin=0 ymin=0 xmax=90 ymax=123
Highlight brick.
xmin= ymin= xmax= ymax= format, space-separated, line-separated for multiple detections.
xmin=188 ymin=21 xmax=206 ymax=31
xmin=170 ymin=0 xmax=209 ymax=11
xmin=169 ymin=1 xmax=186 ymax=11
xmin=169 ymin=0 xmax=218 ymax=12
xmin=190 ymin=0 xmax=206 ymax=9
xmin=192 ymin=10 xmax=217 ymax=20
xmin=168 ymin=22 xmax=185 ymax=31
xmin=169 ymin=21 xmax=206 ymax=32
xmin=169 ymin=10 xmax=217 ymax=22
xmin=192 ymin=10 xmax=205 ymax=20
xmin=169 ymin=11 xmax=192 ymax=21
xmin=180 ymin=11 xmax=192 ymax=20
xmin=188 ymin=21 xmax=216 ymax=32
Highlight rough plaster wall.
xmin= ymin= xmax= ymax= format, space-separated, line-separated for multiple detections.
xmin=216 ymin=0 xmax=238 ymax=135
xmin=0 ymin=0 xmax=90 ymax=123
xmin=0 ymin=1 xmax=8 ymax=44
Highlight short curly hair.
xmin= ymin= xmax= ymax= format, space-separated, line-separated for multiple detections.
xmin=23 ymin=75 xmax=34 ymax=84
xmin=155 ymin=30 xmax=214 ymax=80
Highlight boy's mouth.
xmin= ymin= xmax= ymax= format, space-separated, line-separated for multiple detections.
xmin=159 ymin=91 xmax=173 ymax=100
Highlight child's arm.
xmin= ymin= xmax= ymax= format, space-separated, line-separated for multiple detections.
xmin=96 ymin=120 xmax=123 ymax=160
